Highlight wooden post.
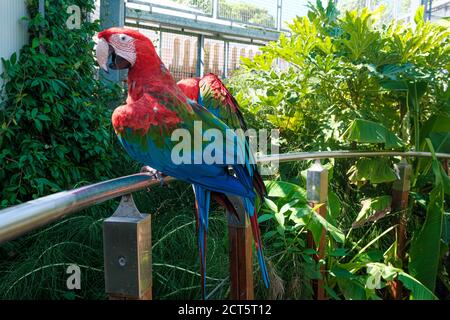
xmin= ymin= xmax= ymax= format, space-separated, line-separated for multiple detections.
xmin=103 ymin=194 xmax=152 ymax=300
xmin=306 ymin=160 xmax=328 ymax=300
xmin=442 ymin=159 xmax=449 ymax=176
xmin=391 ymin=158 xmax=412 ymax=300
xmin=227 ymin=196 xmax=254 ymax=300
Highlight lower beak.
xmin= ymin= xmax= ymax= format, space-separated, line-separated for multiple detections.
xmin=109 ymin=51 xmax=132 ymax=70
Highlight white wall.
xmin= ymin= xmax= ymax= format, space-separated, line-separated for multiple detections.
xmin=0 ymin=0 xmax=28 ymax=88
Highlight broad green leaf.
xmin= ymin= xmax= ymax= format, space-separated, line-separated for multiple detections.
xmin=288 ymin=206 xmax=311 ymax=226
xmin=32 ymin=38 xmax=40 ymax=49
xmin=264 ymin=180 xmax=307 ymax=202
xmin=408 ymin=181 xmax=444 ymax=291
xmin=352 ymin=195 xmax=392 ymax=228
xmin=343 ymin=119 xmax=404 ymax=149
xmin=279 ymin=199 xmax=300 ymax=215
xmin=414 ymin=6 xmax=424 ymax=24
xmin=420 ymin=115 xmax=450 ymax=153
xmin=303 ymin=248 xmax=318 ymax=255
xmin=264 ymin=197 xmax=278 ymax=213
xmin=443 ymin=212 xmax=450 ymax=244
xmin=327 ymin=190 xmax=341 ymax=225
xmin=348 ymin=158 xmax=398 ymax=184
xmin=324 ymin=285 xmax=341 ymax=300
xmin=274 ymin=211 xmax=285 ymax=228
xmin=409 ymin=140 xmax=445 ymax=292
xmin=337 ymin=278 xmax=367 ymax=300
xmin=257 ymin=213 xmax=274 ymax=223
xmin=10 ymin=52 xmax=17 ymax=65
xmin=329 ymin=248 xmax=348 ymax=257
xmin=263 ymin=230 xmax=277 ymax=240
xmin=303 ymin=211 xmax=323 ymax=245
xmin=379 ymin=79 xmax=408 ymax=90
xmin=397 ymin=272 xmax=438 ymax=300
xmin=330 ymin=266 xmax=354 ymax=279
xmin=313 ymin=211 xmax=345 ymax=243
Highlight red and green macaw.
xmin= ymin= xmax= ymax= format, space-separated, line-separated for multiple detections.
xmin=96 ymin=28 xmax=269 ymax=297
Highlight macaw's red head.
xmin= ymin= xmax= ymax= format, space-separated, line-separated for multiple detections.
xmin=96 ymin=27 xmax=159 ymax=73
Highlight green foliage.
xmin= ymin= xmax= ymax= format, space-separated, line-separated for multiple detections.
xmin=353 ymin=195 xmax=392 ymax=227
xmin=408 ymin=140 xmax=449 ymax=292
xmin=229 ymin=1 xmax=449 ymax=155
xmin=343 ymin=119 xmax=404 ymax=149
xmin=0 ymin=181 xmax=230 ymax=300
xmin=260 ymin=178 xmax=433 ymax=300
xmin=0 ymin=0 xmax=130 ymax=300
xmin=0 ymin=0 xmax=125 ymax=206
xmin=172 ymin=0 xmax=212 ymax=14
xmin=218 ymin=0 xmax=276 ymax=27
xmin=0 ymin=0 xmax=232 ymax=301
xmin=228 ymin=1 xmax=450 ymax=299
xmin=348 ymin=158 xmax=398 ymax=184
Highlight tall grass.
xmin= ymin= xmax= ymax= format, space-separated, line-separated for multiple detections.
xmin=0 ymin=175 xmax=232 ymax=299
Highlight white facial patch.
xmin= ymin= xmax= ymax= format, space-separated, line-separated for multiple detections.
xmin=109 ymin=33 xmax=137 ymax=67
xmin=96 ymin=38 xmax=110 ymax=72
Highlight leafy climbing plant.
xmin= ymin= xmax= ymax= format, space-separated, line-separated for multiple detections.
xmin=0 ymin=0 xmax=126 ymax=206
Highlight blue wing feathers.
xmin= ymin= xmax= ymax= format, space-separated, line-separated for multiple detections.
xmin=117 ymin=88 xmax=270 ymax=296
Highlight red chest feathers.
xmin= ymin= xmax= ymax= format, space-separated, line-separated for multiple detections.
xmin=112 ymin=94 xmax=181 ymax=135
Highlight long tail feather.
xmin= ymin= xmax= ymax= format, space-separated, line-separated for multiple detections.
xmin=193 ymin=184 xmax=211 ymax=299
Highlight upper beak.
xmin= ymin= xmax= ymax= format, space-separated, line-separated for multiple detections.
xmin=96 ymin=37 xmax=133 ymax=72
xmin=96 ymin=38 xmax=110 ymax=73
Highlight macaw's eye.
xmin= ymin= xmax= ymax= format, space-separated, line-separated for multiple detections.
xmin=119 ymin=34 xmax=131 ymax=42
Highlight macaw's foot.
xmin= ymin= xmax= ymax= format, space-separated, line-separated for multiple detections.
xmin=140 ymin=165 xmax=166 ymax=187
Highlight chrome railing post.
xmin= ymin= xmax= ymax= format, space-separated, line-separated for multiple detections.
xmin=306 ymin=160 xmax=328 ymax=300
xmin=103 ymin=194 xmax=152 ymax=300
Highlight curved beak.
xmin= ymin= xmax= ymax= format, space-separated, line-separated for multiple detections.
xmin=96 ymin=37 xmax=133 ymax=72
xmin=96 ymin=38 xmax=111 ymax=73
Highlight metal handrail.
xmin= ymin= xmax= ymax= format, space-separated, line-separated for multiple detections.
xmin=0 ymin=174 xmax=173 ymax=243
xmin=0 ymin=150 xmax=448 ymax=244
xmin=257 ymin=150 xmax=450 ymax=163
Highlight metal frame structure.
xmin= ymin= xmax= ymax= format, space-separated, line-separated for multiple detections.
xmin=122 ymin=0 xmax=275 ymax=80
xmin=422 ymin=0 xmax=434 ymax=20
xmin=125 ymin=0 xmax=280 ymax=40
